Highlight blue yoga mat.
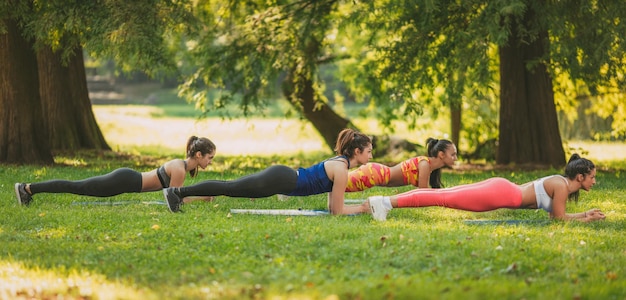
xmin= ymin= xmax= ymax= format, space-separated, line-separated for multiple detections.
xmin=463 ymin=219 xmax=550 ymax=225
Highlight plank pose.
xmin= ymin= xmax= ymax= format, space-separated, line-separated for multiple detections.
xmin=368 ymin=154 xmax=606 ymax=222
xmin=15 ymin=136 xmax=216 ymax=205
xmin=163 ymin=128 xmax=373 ymax=215
xmin=345 ymin=138 xmax=457 ymax=192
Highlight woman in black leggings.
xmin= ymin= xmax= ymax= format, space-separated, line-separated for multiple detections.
xmin=14 ymin=136 xmax=216 ymax=206
xmin=163 ymin=128 xmax=374 ymax=215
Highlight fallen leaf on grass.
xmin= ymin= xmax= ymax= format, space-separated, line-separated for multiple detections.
xmin=501 ymin=263 xmax=518 ymax=274
xmin=606 ymin=272 xmax=618 ymax=280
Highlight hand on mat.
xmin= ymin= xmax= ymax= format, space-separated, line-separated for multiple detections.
xmin=585 ymin=209 xmax=606 ymax=221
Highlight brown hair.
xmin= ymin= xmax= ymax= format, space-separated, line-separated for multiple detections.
xmin=334 ymin=128 xmax=371 ymax=158
xmin=426 ymin=138 xmax=454 ymax=188
xmin=186 ymin=136 xmax=216 ymax=177
xmin=564 ymin=153 xmax=595 ymax=202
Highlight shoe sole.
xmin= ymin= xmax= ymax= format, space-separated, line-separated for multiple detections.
xmin=163 ymin=189 xmax=177 ymax=213
xmin=14 ymin=183 xmax=24 ymax=206
xmin=368 ymin=197 xmax=387 ymax=221
xmin=369 ymin=205 xmax=383 ymax=221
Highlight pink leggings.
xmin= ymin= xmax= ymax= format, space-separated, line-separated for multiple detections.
xmin=396 ymin=177 xmax=522 ymax=212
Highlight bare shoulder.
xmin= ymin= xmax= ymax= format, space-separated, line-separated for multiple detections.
xmin=325 ymin=157 xmax=349 ymax=168
xmin=163 ymin=159 xmax=185 ymax=170
xmin=544 ymin=175 xmax=569 ymax=193
xmin=418 ymin=158 xmax=430 ymax=168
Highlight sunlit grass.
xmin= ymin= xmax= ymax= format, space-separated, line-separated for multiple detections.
xmin=2 ymin=104 xmax=625 ymax=299
xmin=1 ymin=150 xmax=625 ymax=299
xmin=0 ymin=261 xmax=156 ymax=299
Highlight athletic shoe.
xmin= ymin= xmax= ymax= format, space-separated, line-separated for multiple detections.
xmin=368 ymin=196 xmax=389 ymax=221
xmin=163 ymin=188 xmax=182 ymax=213
xmin=14 ymin=183 xmax=33 ymax=206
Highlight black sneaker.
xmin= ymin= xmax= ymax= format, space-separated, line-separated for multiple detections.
xmin=14 ymin=183 xmax=33 ymax=206
xmin=163 ymin=188 xmax=182 ymax=212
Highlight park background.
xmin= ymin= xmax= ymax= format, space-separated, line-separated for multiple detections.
xmin=2 ymin=1 xmax=626 ymax=299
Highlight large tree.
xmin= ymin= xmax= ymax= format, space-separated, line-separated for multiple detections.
xmin=37 ymin=44 xmax=110 ymax=150
xmin=180 ymin=0 xmax=626 ymax=165
xmin=0 ymin=15 xmax=53 ymax=164
xmin=346 ymin=0 xmax=626 ymax=166
xmin=497 ymin=6 xmax=563 ymax=165
xmin=177 ymin=0 xmax=499 ymax=155
xmin=179 ymin=0 xmax=358 ymax=149
xmin=1 ymin=0 xmax=193 ymax=162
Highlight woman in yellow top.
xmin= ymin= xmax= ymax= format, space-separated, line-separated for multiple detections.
xmin=345 ymin=138 xmax=457 ymax=192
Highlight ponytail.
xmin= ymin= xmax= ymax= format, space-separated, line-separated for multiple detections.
xmin=426 ymin=137 xmax=453 ymax=188
xmin=564 ymin=154 xmax=595 ymax=202
xmin=186 ymin=136 xmax=216 ymax=177
xmin=334 ymin=129 xmax=372 ymax=158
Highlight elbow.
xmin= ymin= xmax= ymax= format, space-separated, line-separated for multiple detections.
xmin=328 ymin=206 xmax=351 ymax=215
xmin=549 ymin=213 xmax=567 ymax=221
xmin=328 ymin=207 xmax=343 ymax=215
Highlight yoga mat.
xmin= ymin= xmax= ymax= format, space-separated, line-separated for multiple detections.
xmin=277 ymin=195 xmax=365 ymax=204
xmin=344 ymin=199 xmax=365 ymax=204
xmin=463 ymin=219 xmax=550 ymax=225
xmin=230 ymin=209 xmax=330 ymax=216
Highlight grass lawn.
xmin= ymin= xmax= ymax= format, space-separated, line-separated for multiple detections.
xmin=1 ymin=151 xmax=625 ymax=299
xmin=2 ymin=104 xmax=625 ymax=299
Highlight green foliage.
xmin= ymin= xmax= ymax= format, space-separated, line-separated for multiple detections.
xmin=342 ymin=0 xmax=626 ymax=147
xmin=547 ymin=1 xmax=626 ymax=89
xmin=1 ymin=152 xmax=625 ymax=299
xmin=177 ymin=0 xmax=340 ymax=118
xmin=10 ymin=0 xmax=195 ymax=76
xmin=5 ymin=0 xmax=626 ymax=162
xmin=342 ymin=0 xmax=500 ymax=123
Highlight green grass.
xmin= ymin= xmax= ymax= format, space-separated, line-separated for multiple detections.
xmin=1 ymin=152 xmax=625 ymax=299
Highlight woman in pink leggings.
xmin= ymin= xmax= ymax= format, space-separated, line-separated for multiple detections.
xmin=367 ymin=154 xmax=606 ymax=222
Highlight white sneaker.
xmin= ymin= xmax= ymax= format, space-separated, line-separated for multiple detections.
xmin=368 ymin=196 xmax=389 ymax=221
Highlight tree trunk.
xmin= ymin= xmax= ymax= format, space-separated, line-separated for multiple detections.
xmin=450 ymin=101 xmax=461 ymax=147
xmin=37 ymin=45 xmax=110 ymax=150
xmin=0 ymin=17 xmax=54 ymax=164
xmin=497 ymin=10 xmax=565 ymax=166
xmin=282 ymin=72 xmax=356 ymax=150
xmin=281 ymin=35 xmax=357 ymax=151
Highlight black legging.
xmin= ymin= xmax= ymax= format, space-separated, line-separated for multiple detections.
xmin=178 ymin=165 xmax=298 ymax=198
xmin=29 ymin=168 xmax=143 ymax=197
